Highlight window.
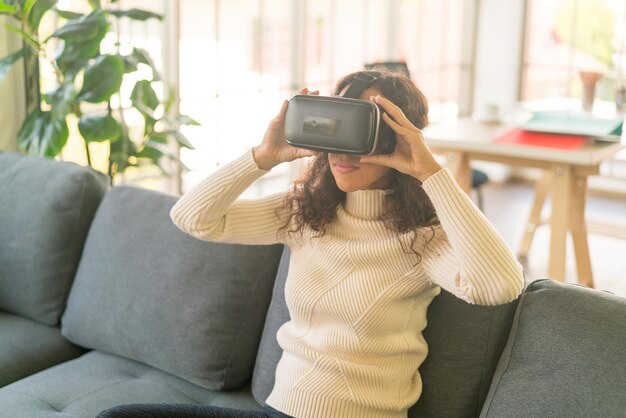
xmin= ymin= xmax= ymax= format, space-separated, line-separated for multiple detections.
xmin=177 ymin=0 xmax=294 ymax=196
xmin=399 ymin=0 xmax=472 ymax=121
xmin=522 ymin=0 xmax=626 ymax=184
xmin=522 ymin=0 xmax=623 ymax=113
xmin=176 ymin=0 xmax=473 ymax=196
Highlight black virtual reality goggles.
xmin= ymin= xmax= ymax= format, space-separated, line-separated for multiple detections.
xmin=284 ymin=72 xmax=396 ymax=155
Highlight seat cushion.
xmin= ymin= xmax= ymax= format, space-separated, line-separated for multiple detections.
xmin=61 ymin=186 xmax=284 ymax=390
xmin=480 ymin=279 xmax=626 ymax=418
xmin=0 ymin=351 xmax=262 ymax=418
xmin=0 ymin=152 xmax=108 ymax=325
xmin=0 ymin=311 xmax=84 ymax=387
xmin=251 ymin=247 xmax=520 ymax=417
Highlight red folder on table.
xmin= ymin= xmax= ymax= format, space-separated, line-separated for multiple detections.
xmin=492 ymin=128 xmax=588 ymax=150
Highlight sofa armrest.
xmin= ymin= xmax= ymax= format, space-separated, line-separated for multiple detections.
xmin=480 ymin=279 xmax=626 ymax=417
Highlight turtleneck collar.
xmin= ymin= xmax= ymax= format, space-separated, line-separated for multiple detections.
xmin=343 ymin=189 xmax=389 ymax=220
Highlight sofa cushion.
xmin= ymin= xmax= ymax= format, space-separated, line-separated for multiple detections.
xmin=0 ymin=351 xmax=262 ymax=418
xmin=251 ymin=247 xmax=291 ymax=403
xmin=61 ymin=186 xmax=284 ymax=390
xmin=410 ymin=286 xmax=518 ymax=417
xmin=251 ymin=247 xmax=520 ymax=418
xmin=0 ymin=152 xmax=108 ymax=325
xmin=0 ymin=311 xmax=84 ymax=387
xmin=480 ymin=279 xmax=626 ymax=418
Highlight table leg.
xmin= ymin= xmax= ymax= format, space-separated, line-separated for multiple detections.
xmin=518 ymin=172 xmax=551 ymax=260
xmin=548 ymin=165 xmax=571 ymax=281
xmin=569 ymin=174 xmax=594 ymax=288
xmin=445 ymin=152 xmax=471 ymax=193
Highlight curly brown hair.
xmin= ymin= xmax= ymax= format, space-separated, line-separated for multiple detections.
xmin=280 ymin=70 xmax=440 ymax=261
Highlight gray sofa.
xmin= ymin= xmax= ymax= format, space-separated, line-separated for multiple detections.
xmin=1 ymin=152 xmax=625 ymax=418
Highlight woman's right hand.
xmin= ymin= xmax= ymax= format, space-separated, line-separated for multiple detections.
xmin=252 ymin=87 xmax=319 ymax=170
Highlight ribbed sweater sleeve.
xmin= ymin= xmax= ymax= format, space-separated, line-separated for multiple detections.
xmin=420 ymin=168 xmax=524 ymax=305
xmin=169 ymin=150 xmax=287 ymax=245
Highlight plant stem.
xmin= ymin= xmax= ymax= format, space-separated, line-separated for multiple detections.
xmin=117 ymin=97 xmax=130 ymax=156
xmin=106 ymin=100 xmax=115 ymax=180
xmin=40 ymin=48 xmax=63 ymax=86
xmin=85 ymin=142 xmax=92 ymax=166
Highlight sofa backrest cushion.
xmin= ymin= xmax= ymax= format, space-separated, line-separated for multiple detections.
xmin=409 ymin=286 xmax=518 ymax=417
xmin=0 ymin=152 xmax=108 ymax=326
xmin=480 ymin=279 xmax=626 ymax=418
xmin=61 ymin=185 xmax=284 ymax=390
xmin=251 ymin=247 xmax=291 ymax=403
xmin=251 ymin=246 xmax=519 ymax=418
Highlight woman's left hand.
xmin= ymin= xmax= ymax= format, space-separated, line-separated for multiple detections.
xmin=360 ymin=95 xmax=442 ymax=183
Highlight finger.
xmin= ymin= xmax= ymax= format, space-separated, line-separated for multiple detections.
xmin=381 ymin=111 xmax=408 ymax=134
xmin=290 ymin=148 xmax=319 ymax=161
xmin=374 ymin=95 xmax=415 ymax=129
xmin=297 ymin=87 xmax=309 ymax=95
xmin=297 ymin=149 xmax=319 ymax=158
xmin=270 ymin=100 xmax=289 ymax=126
xmin=278 ymin=99 xmax=289 ymax=119
xmin=309 ymin=90 xmax=320 ymax=95
xmin=359 ymin=153 xmax=395 ymax=168
xmin=373 ymin=95 xmax=402 ymax=116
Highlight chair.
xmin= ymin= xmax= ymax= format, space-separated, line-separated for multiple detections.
xmin=471 ymin=168 xmax=489 ymax=211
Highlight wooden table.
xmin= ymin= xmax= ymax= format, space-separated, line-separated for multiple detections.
xmin=423 ymin=118 xmax=626 ymax=288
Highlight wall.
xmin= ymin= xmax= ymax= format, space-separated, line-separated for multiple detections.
xmin=0 ymin=15 xmax=26 ymax=152
xmin=473 ymin=0 xmax=526 ymax=115
xmin=471 ymin=0 xmax=527 ymax=181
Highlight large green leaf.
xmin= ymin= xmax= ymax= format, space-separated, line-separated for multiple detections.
xmin=136 ymin=141 xmax=178 ymax=175
xmin=148 ymin=132 xmax=168 ymax=143
xmin=130 ymin=79 xmax=159 ymax=111
xmin=176 ymin=114 xmax=200 ymax=126
xmin=55 ymin=33 xmax=105 ymax=78
xmin=131 ymin=47 xmax=160 ymax=81
xmin=143 ymin=113 xmax=157 ymax=137
xmin=78 ymin=54 xmax=124 ymax=103
xmin=0 ymin=2 xmax=17 ymax=13
xmin=5 ymin=23 xmax=40 ymax=49
xmin=78 ymin=114 xmax=121 ymax=142
xmin=51 ymin=8 xmax=108 ymax=42
xmin=109 ymin=8 xmax=163 ymax=21
xmin=54 ymin=9 xmax=108 ymax=78
xmin=0 ymin=47 xmax=27 ymax=82
xmin=109 ymin=131 xmax=137 ymax=174
xmin=43 ymin=81 xmax=77 ymax=119
xmin=55 ymin=9 xmax=83 ymax=20
xmin=120 ymin=53 xmax=138 ymax=73
xmin=25 ymin=0 xmax=57 ymax=31
xmin=17 ymin=109 xmax=69 ymax=157
xmin=162 ymin=130 xmax=195 ymax=149
xmin=136 ymin=143 xmax=164 ymax=161
xmin=22 ymin=0 xmax=36 ymax=15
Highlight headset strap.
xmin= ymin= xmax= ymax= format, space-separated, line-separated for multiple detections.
xmin=342 ymin=72 xmax=377 ymax=99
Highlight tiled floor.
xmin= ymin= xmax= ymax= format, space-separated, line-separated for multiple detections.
xmin=479 ymin=179 xmax=626 ymax=298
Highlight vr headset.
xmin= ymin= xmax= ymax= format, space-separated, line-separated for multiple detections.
xmin=284 ymin=72 xmax=396 ymax=155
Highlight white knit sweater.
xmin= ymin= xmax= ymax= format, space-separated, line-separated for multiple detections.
xmin=170 ymin=151 xmax=524 ymax=418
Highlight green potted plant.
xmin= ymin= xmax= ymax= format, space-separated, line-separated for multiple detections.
xmin=0 ymin=0 xmax=197 ymax=182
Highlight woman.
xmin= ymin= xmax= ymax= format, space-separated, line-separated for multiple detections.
xmin=98 ymin=71 xmax=524 ymax=418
